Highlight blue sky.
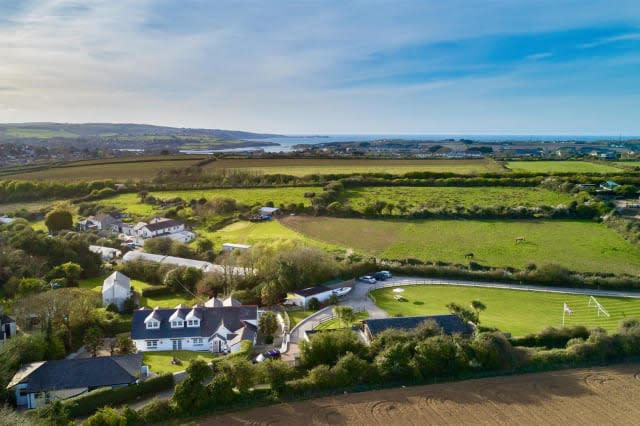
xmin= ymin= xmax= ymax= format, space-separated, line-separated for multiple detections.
xmin=0 ymin=0 xmax=639 ymax=134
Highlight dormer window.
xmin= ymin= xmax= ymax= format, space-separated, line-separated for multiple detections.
xmin=146 ymin=320 xmax=160 ymax=329
xmin=187 ymin=319 xmax=200 ymax=327
xmin=171 ymin=320 xmax=184 ymax=328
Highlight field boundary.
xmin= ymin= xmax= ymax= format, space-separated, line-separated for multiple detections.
xmin=367 ymin=276 xmax=640 ymax=299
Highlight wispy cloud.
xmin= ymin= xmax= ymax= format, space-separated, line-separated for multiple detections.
xmin=0 ymin=0 xmax=639 ymax=134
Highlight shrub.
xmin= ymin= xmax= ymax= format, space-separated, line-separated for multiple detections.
xmin=307 ymin=297 xmax=320 ymax=311
xmin=139 ymin=398 xmax=175 ymax=424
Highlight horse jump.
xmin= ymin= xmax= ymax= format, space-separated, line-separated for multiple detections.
xmin=515 ymin=236 xmax=525 ymax=243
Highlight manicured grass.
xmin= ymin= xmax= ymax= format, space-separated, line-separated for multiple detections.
xmin=315 ymin=311 xmax=369 ymax=330
xmin=372 ymin=285 xmax=640 ymax=336
xmin=143 ymin=350 xmax=219 ymax=374
xmin=281 ymin=216 xmax=640 ymax=274
xmin=287 ymin=310 xmax=315 ymax=327
xmin=202 ymin=158 xmax=506 ymax=176
xmin=344 ymin=186 xmax=573 ymax=213
xmin=505 ymin=161 xmax=623 ymax=174
xmin=198 ymin=220 xmax=342 ymax=253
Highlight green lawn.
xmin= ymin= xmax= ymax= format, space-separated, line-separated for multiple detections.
xmin=143 ymin=350 xmax=219 ymax=374
xmin=287 ymin=310 xmax=314 ymax=327
xmin=6 ymin=127 xmax=77 ymax=138
xmin=281 ymin=217 xmax=640 ymax=275
xmin=344 ymin=186 xmax=573 ymax=213
xmin=505 ymin=161 xmax=623 ymax=174
xmin=372 ymin=285 xmax=640 ymax=336
xmin=315 ymin=311 xmax=369 ymax=330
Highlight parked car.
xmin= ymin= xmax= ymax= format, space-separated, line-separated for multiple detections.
xmin=374 ymin=270 xmax=392 ymax=281
xmin=253 ymin=349 xmax=281 ymax=363
xmin=332 ymin=287 xmax=352 ymax=297
xmin=358 ymin=275 xmax=376 ymax=284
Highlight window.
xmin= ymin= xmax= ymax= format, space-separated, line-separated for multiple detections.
xmin=193 ymin=338 xmax=203 ymax=346
xmin=171 ymin=320 xmax=183 ymax=328
xmin=146 ymin=321 xmax=159 ymax=329
xmin=146 ymin=340 xmax=158 ymax=349
xmin=187 ymin=319 xmax=200 ymax=327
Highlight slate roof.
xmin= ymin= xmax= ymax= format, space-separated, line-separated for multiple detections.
xmin=293 ymin=286 xmax=332 ymax=298
xmin=7 ymin=354 xmax=142 ymax=393
xmin=142 ymin=219 xmax=182 ymax=232
xmin=363 ymin=314 xmax=473 ymax=338
xmin=102 ymin=271 xmax=130 ymax=292
xmin=131 ymin=306 xmax=258 ymax=340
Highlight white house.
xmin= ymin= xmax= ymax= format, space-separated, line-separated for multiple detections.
xmin=102 ymin=271 xmax=132 ymax=310
xmin=7 ymin=354 xmax=142 ymax=409
xmin=286 ymin=286 xmax=337 ymax=307
xmin=221 ymin=243 xmax=252 ymax=252
xmin=131 ymin=302 xmax=257 ymax=354
xmin=78 ymin=213 xmax=120 ymax=232
xmin=89 ymin=245 xmax=122 ymax=261
xmin=136 ymin=218 xmax=185 ymax=239
xmin=1 ymin=314 xmax=16 ymax=342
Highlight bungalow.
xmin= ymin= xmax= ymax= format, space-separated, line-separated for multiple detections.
xmin=286 ymin=286 xmax=336 ymax=308
xmin=135 ymin=217 xmax=185 ymax=239
xmin=600 ymin=181 xmax=620 ymax=191
xmin=7 ymin=354 xmax=143 ymax=409
xmin=78 ymin=213 xmax=120 ymax=232
xmin=131 ymin=302 xmax=257 ymax=353
xmin=89 ymin=245 xmax=122 ymax=261
xmin=361 ymin=314 xmax=474 ymax=344
xmin=258 ymin=207 xmax=281 ymax=217
xmin=102 ymin=271 xmax=132 ymax=311
xmin=221 ymin=243 xmax=252 ymax=252
xmin=1 ymin=314 xmax=16 ymax=341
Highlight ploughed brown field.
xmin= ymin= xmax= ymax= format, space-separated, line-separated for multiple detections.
xmin=199 ymin=364 xmax=640 ymax=425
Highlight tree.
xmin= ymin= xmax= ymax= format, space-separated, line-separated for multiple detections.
xmin=83 ymin=326 xmax=104 ymax=358
xmin=173 ymin=359 xmax=213 ymax=412
xmin=260 ymin=281 xmax=282 ymax=306
xmin=333 ymin=306 xmax=355 ymax=328
xmin=470 ymin=300 xmax=487 ymax=323
xmin=196 ymin=238 xmax=214 ymax=253
xmin=220 ymin=359 xmax=256 ymax=394
xmin=328 ymin=293 xmax=339 ymax=305
xmin=447 ymin=302 xmax=478 ymax=324
xmin=46 ymin=262 xmax=83 ymax=287
xmin=308 ymin=297 xmax=320 ymax=311
xmin=300 ymin=330 xmax=366 ymax=368
xmin=258 ymin=359 xmax=294 ymax=394
xmin=45 ymin=209 xmax=73 ymax=233
xmin=259 ymin=311 xmax=278 ymax=342
xmin=115 ymin=336 xmax=135 ymax=354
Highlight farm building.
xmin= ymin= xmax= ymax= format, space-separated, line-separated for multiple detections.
xmin=78 ymin=213 xmax=120 ymax=232
xmin=134 ymin=217 xmax=194 ymax=242
xmin=222 ymin=243 xmax=252 ymax=252
xmin=0 ymin=215 xmax=15 ymax=225
xmin=122 ymin=251 xmax=250 ymax=275
xmin=286 ymin=286 xmax=336 ymax=307
xmin=258 ymin=207 xmax=281 ymax=217
xmin=102 ymin=271 xmax=132 ymax=310
xmin=7 ymin=354 xmax=143 ymax=409
xmin=1 ymin=314 xmax=16 ymax=342
xmin=131 ymin=303 xmax=257 ymax=353
xmin=361 ymin=315 xmax=474 ymax=344
xmin=89 ymin=245 xmax=122 ymax=261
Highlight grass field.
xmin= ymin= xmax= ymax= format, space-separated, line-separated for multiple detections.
xmin=371 ymin=284 xmax=640 ymax=335
xmin=100 ymin=187 xmax=321 ymax=217
xmin=505 ymin=161 xmax=623 ymax=174
xmin=280 ymin=217 xmax=640 ymax=274
xmin=1 ymin=156 xmax=203 ymax=181
xmin=344 ymin=186 xmax=573 ymax=213
xmin=143 ymin=350 xmax=219 ymax=374
xmin=199 ymin=220 xmax=343 ymax=253
xmin=202 ymin=158 xmax=506 ymax=176
xmin=288 ymin=310 xmax=315 ymax=327
xmin=5 ymin=127 xmax=77 ymax=138
xmin=315 ymin=311 xmax=369 ymax=330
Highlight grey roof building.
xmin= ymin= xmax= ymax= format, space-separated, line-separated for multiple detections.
xmin=362 ymin=314 xmax=474 ymax=343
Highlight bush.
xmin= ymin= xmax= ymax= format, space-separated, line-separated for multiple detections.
xmin=307 ymin=297 xmax=320 ymax=311
xmin=138 ymin=398 xmax=175 ymax=424
xmin=300 ymin=330 xmax=367 ymax=368
xmin=140 ymin=285 xmax=174 ymax=298
xmin=64 ymin=374 xmax=174 ymax=418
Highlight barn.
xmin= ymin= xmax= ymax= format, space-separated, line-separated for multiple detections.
xmin=286 ymin=286 xmax=336 ymax=308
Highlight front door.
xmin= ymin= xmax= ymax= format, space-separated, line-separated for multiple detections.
xmin=3 ymin=324 xmax=9 ymax=339
xmin=172 ymin=339 xmax=182 ymax=350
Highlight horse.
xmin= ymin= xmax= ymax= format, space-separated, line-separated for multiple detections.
xmin=515 ymin=236 xmax=525 ymax=244
xmin=464 ymin=252 xmax=474 ymax=259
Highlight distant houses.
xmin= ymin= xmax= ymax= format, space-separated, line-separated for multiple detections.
xmin=130 ymin=299 xmax=257 ymax=353
xmin=79 ymin=214 xmax=194 ymax=244
xmin=7 ymin=354 xmax=143 ymax=409
xmin=102 ymin=271 xmax=131 ymax=310
xmin=89 ymin=245 xmax=122 ymax=261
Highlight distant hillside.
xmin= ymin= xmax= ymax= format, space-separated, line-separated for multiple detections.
xmin=0 ymin=122 xmax=281 ymax=140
